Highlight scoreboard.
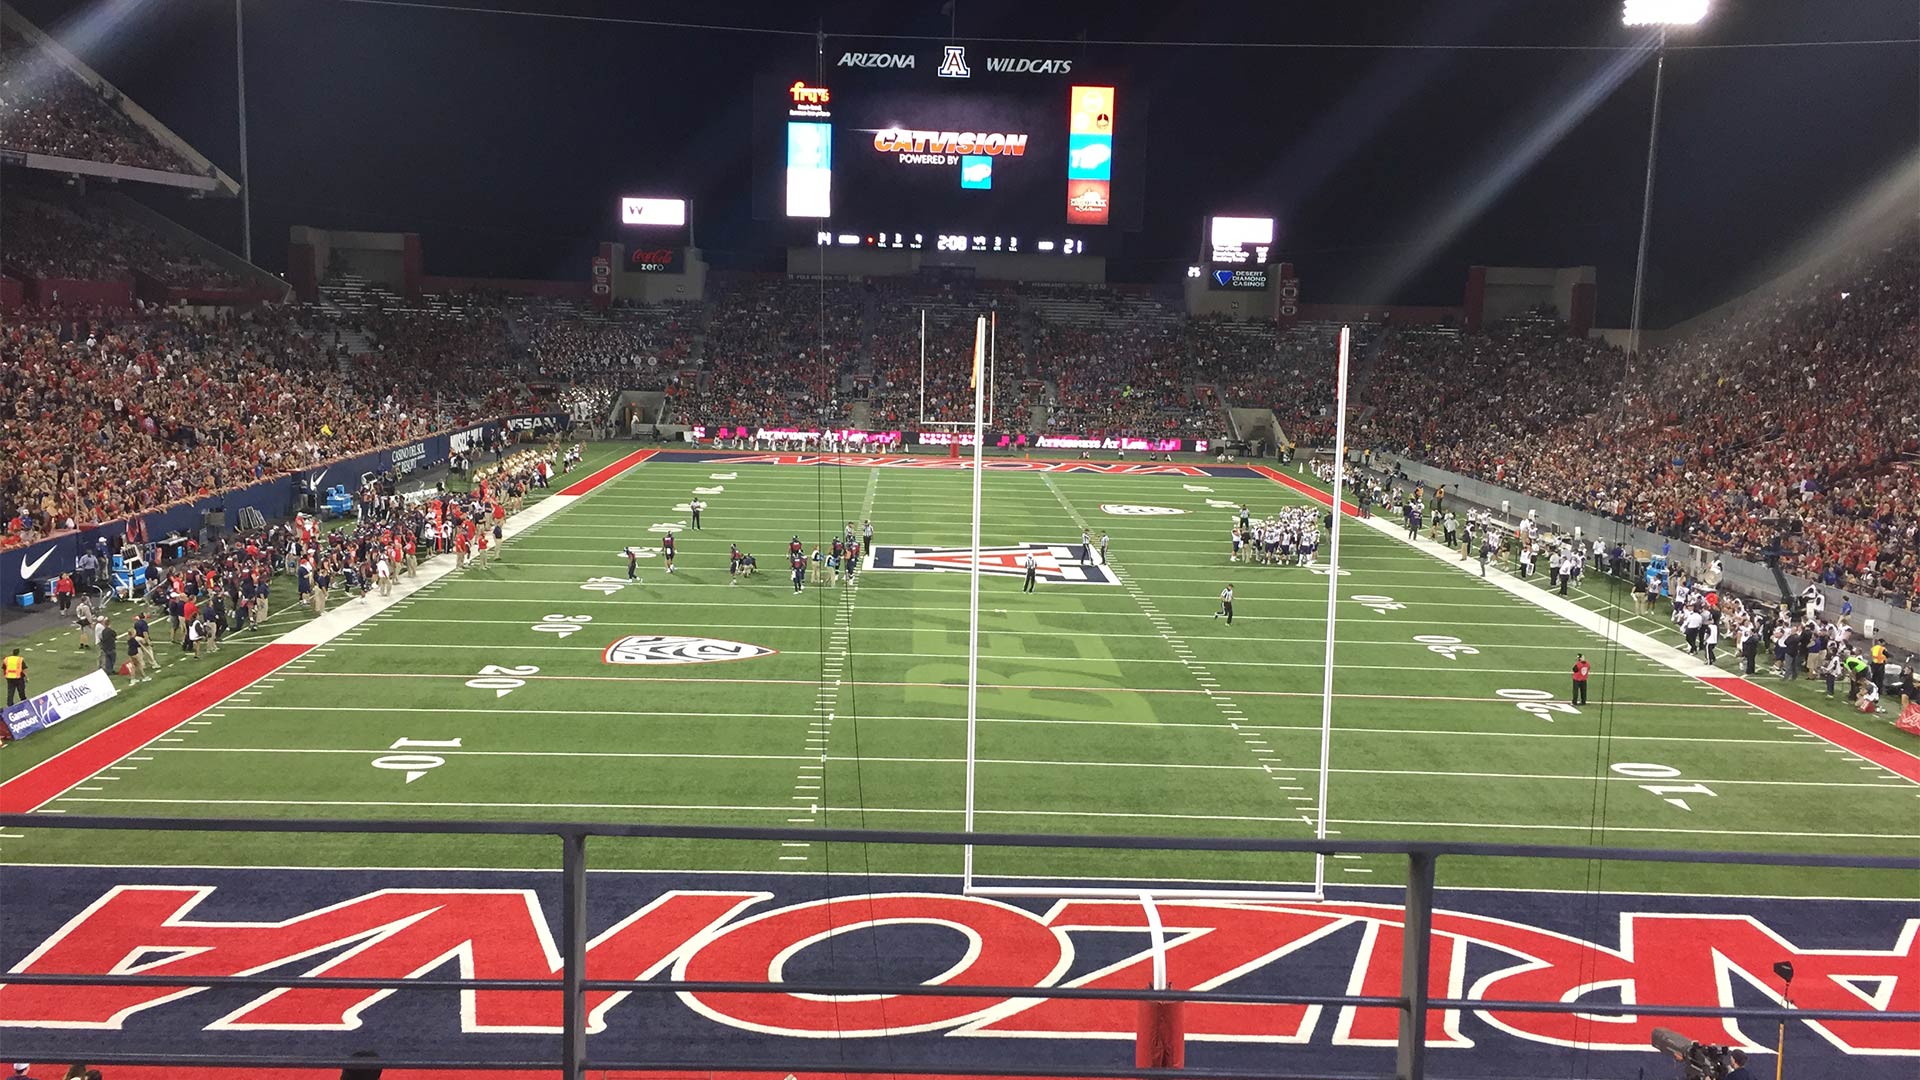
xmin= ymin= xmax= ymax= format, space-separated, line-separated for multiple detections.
xmin=1205 ymin=215 xmax=1276 ymax=289
xmin=754 ymin=47 xmax=1141 ymax=254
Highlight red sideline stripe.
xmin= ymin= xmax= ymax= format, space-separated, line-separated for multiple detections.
xmin=1703 ymin=676 xmax=1920 ymax=784
xmin=0 ymin=642 xmax=311 ymax=813
xmin=558 ymin=447 xmax=658 ymax=496
xmin=1250 ymin=463 xmax=1360 ymax=516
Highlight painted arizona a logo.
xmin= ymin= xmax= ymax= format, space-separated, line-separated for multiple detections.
xmin=869 ymin=543 xmax=1118 ymax=584
xmin=603 ymin=635 xmax=775 ymax=665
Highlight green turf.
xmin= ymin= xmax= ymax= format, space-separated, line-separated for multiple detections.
xmin=4 ymin=445 xmax=1916 ymax=902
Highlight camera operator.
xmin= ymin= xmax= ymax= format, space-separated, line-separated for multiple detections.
xmin=1723 ymin=1049 xmax=1754 ymax=1080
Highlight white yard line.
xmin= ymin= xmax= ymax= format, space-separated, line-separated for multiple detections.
xmin=297 ymin=639 xmax=1691 ymax=677
xmin=46 ymin=795 xmax=1916 ymax=841
xmin=260 ymin=668 xmax=1750 ymax=708
xmin=209 ymin=704 xmax=1812 ymax=744
xmin=1042 ymin=475 xmax=1329 ymax=837
xmin=130 ymin=746 xmax=1914 ymax=791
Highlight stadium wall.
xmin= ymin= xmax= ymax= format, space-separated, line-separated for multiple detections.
xmin=786 ymin=246 xmax=1107 ymax=284
xmin=1375 ymin=455 xmax=1920 ymax=650
xmin=1476 ymin=265 xmax=1596 ymax=326
xmin=21 ymin=277 xmax=133 ymax=308
xmin=286 ymin=227 xmax=411 ymax=296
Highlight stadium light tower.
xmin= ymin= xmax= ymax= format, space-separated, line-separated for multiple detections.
xmin=1622 ymin=0 xmax=1709 ymax=362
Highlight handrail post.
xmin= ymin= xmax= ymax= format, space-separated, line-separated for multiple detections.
xmin=1397 ymin=851 xmax=1436 ymax=1080
xmin=561 ymin=830 xmax=589 ymax=1080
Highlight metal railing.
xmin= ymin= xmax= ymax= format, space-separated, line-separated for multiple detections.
xmin=1 ymin=813 xmax=1914 ymax=1080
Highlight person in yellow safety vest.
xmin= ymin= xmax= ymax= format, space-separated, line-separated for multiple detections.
xmin=4 ymin=648 xmax=26 ymax=706
xmin=1843 ymin=652 xmax=1873 ymax=705
xmin=1869 ymin=639 xmax=1889 ymax=689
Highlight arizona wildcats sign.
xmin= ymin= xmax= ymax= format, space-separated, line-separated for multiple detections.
xmin=869 ymin=543 xmax=1119 ymax=584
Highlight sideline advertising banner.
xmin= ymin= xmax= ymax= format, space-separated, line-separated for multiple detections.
xmin=2 ymin=669 xmax=118 ymax=742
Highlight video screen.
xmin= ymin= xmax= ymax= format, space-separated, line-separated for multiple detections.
xmin=1206 ymin=215 xmax=1275 ymax=289
xmin=754 ymin=57 xmax=1142 ymax=251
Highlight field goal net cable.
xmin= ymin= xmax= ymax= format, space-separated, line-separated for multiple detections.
xmin=959 ymin=319 xmax=1348 ymax=905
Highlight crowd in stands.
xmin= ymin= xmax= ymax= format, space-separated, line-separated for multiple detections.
xmin=3 ymin=116 xmax=1913 ymax=610
xmin=519 ymin=301 xmax=695 ymax=386
xmin=1355 ymin=230 xmax=1919 ymax=606
xmin=2 ymin=193 xmax=248 ymax=287
xmin=676 ymin=276 xmax=860 ymax=428
xmin=1 ymin=306 xmax=529 ymax=548
xmin=1 ymin=26 xmax=197 ymax=174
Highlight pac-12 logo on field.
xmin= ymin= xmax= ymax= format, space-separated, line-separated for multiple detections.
xmin=1098 ymin=504 xmax=1186 ymax=516
xmin=870 ymin=543 xmax=1119 ymax=584
xmin=603 ymin=635 xmax=775 ymax=665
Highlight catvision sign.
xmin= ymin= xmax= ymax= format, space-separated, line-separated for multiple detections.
xmin=0 ymin=867 xmax=1911 ymax=1078
xmin=869 ymin=542 xmax=1117 ymax=584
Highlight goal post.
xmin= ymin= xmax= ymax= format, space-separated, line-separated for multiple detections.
xmin=959 ymin=324 xmax=1350 ymax=905
xmin=918 ymin=308 xmax=995 ymax=429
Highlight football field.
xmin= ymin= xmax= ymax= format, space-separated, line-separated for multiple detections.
xmin=4 ymin=446 xmax=1915 ymax=895
xmin=2 ymin=445 xmax=1917 ymax=1078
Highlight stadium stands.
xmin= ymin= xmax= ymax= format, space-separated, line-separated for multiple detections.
xmin=1353 ymin=230 xmax=1919 ymax=605
xmin=0 ymin=192 xmax=249 ymax=287
xmin=0 ymin=306 xmax=536 ymax=547
xmin=5 ymin=55 xmax=1913 ymax=606
xmin=0 ymin=25 xmax=199 ymax=174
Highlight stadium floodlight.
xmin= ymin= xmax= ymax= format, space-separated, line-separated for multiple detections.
xmin=1623 ymin=0 xmax=1707 ymax=26
xmin=1624 ymin=0 xmax=1709 ymax=361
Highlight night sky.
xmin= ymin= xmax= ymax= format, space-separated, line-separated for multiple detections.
xmin=10 ymin=0 xmax=1917 ymax=326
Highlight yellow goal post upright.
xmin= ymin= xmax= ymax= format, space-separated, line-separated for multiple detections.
xmin=958 ymin=323 xmax=1355 ymax=906
xmin=918 ymin=308 xmax=996 ymax=429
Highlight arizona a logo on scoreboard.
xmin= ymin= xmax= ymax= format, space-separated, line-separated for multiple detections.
xmin=869 ymin=542 xmax=1117 ymax=584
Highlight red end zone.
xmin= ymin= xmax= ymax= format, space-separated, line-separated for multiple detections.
xmin=1248 ymin=463 xmax=1358 ymax=514
xmin=0 ymin=642 xmax=312 ymax=813
xmin=559 ymin=448 xmax=658 ymax=496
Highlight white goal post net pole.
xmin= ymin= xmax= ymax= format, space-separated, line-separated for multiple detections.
xmin=1315 ymin=325 xmax=1352 ymax=896
xmin=918 ymin=309 xmax=927 ymax=426
xmin=962 ymin=315 xmax=987 ymax=887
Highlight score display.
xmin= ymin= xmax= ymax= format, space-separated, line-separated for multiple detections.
xmin=616 ymin=195 xmax=690 ymax=274
xmin=816 ymin=231 xmax=1088 ymax=255
xmin=1206 ymin=215 xmax=1275 ymax=289
xmin=754 ymin=61 xmax=1141 ymax=247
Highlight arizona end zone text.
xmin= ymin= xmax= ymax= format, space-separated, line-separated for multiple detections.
xmin=1 ymin=885 xmax=1914 ymax=1063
